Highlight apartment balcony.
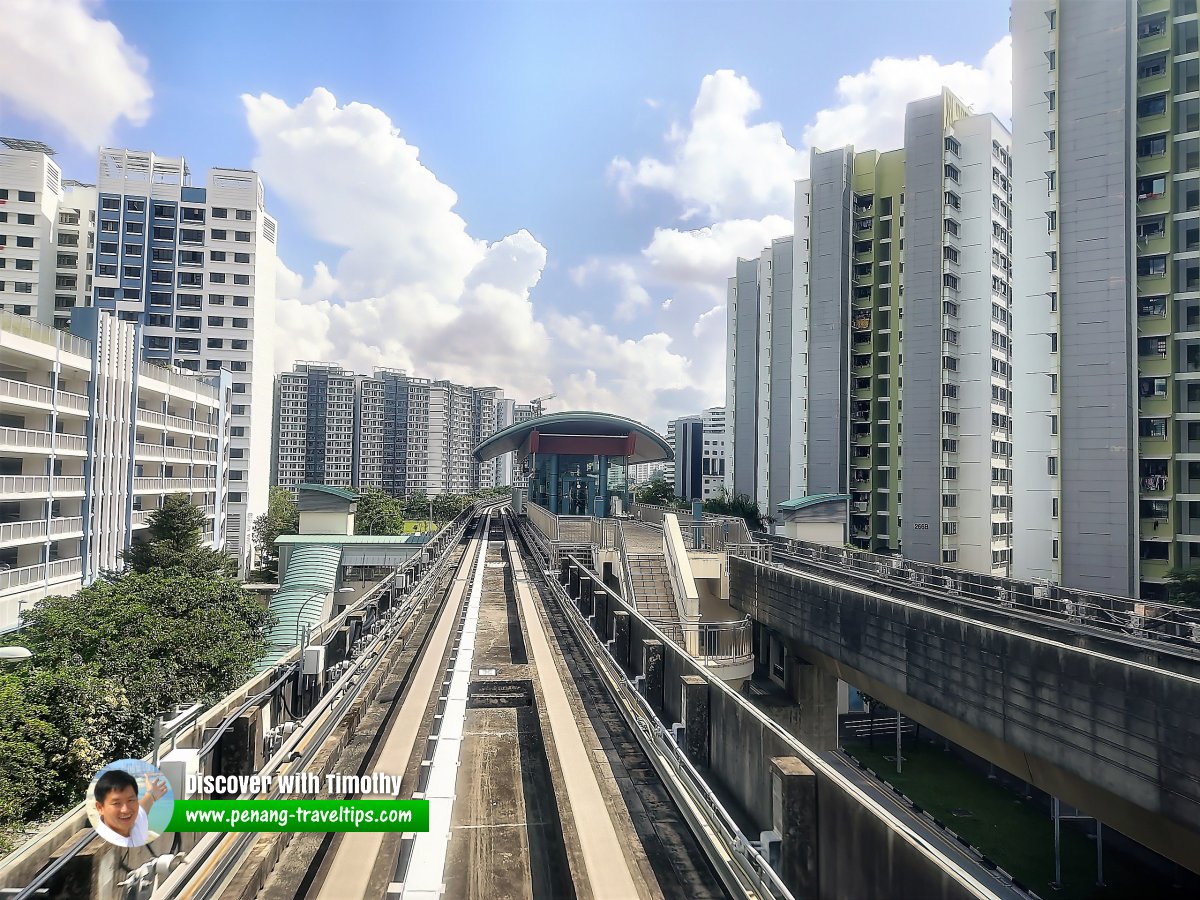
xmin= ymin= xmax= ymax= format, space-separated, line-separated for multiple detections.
xmin=0 ymin=378 xmax=90 ymax=414
xmin=0 ymin=557 xmax=83 ymax=596
xmin=131 ymin=509 xmax=152 ymax=528
xmin=0 ymin=311 xmax=91 ymax=363
xmin=52 ymin=477 xmax=86 ymax=496
xmin=0 ymin=520 xmax=47 ymax=547
xmin=135 ymin=407 xmax=166 ymax=429
xmin=1137 ymin=31 xmax=1170 ymax=60
xmin=0 ymin=427 xmax=86 ymax=455
xmin=50 ymin=516 xmax=84 ymax=538
xmin=0 ymin=476 xmax=51 ymax=500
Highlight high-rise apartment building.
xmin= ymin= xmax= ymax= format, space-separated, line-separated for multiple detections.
xmin=272 ymin=362 xmax=356 ymax=489
xmin=1012 ymin=0 xmax=1199 ymax=599
xmin=727 ymin=237 xmax=803 ymax=516
xmin=670 ymin=407 xmax=727 ymax=502
xmin=0 ymin=138 xmax=96 ymax=328
xmin=0 ymin=308 xmax=230 ymax=629
xmin=728 ymin=88 xmax=1014 ymax=575
xmin=272 ymin=363 xmax=507 ymax=497
xmin=89 ymin=148 xmax=276 ymax=569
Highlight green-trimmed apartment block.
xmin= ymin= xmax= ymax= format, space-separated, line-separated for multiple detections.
xmin=727 ymin=87 xmax=1015 ymax=576
xmin=1013 ymin=0 xmax=1200 ymax=599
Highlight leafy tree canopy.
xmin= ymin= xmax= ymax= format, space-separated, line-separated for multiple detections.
xmin=703 ymin=489 xmax=766 ymax=532
xmin=2 ymin=568 xmax=271 ymax=848
xmin=253 ymin=486 xmax=299 ymax=557
xmin=123 ymin=493 xmax=237 ymax=577
xmin=1165 ymin=568 xmax=1200 ymax=608
xmin=635 ymin=475 xmax=681 ymax=508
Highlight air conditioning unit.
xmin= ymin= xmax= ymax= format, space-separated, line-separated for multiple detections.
xmin=1033 ymin=583 xmax=1051 ymax=599
xmin=997 ymin=589 xmax=1013 ymax=608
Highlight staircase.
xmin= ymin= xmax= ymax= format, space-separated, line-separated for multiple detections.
xmin=618 ymin=521 xmax=681 ymax=627
xmin=626 ymin=554 xmax=678 ymax=624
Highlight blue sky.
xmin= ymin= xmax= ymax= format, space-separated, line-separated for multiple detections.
xmin=1 ymin=0 xmax=1011 ymax=430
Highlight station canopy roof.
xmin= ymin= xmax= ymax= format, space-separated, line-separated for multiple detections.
xmin=473 ymin=411 xmax=672 ymax=465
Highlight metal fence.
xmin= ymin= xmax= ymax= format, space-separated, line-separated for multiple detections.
xmin=754 ymin=534 xmax=1200 ymax=650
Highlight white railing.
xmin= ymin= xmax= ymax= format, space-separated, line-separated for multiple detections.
xmin=0 ymin=520 xmax=47 ymax=544
xmin=0 ymin=378 xmax=90 ymax=413
xmin=0 ymin=475 xmax=50 ymax=496
xmin=0 ymin=310 xmax=91 ymax=358
xmin=55 ymin=433 xmax=87 ymax=453
xmin=51 ymin=477 xmax=85 ymax=493
xmin=656 ymin=619 xmax=754 ymax=669
xmin=130 ymin=509 xmax=151 ymax=526
xmin=0 ymin=427 xmax=54 ymax=452
xmin=47 ymin=557 xmax=82 ymax=580
xmin=0 ymin=557 xmax=82 ymax=594
xmin=49 ymin=516 xmax=84 ymax=537
xmin=135 ymin=441 xmax=167 ymax=459
xmin=135 ymin=407 xmax=166 ymax=426
xmin=133 ymin=477 xmax=161 ymax=492
xmin=0 ymin=426 xmax=81 ymax=456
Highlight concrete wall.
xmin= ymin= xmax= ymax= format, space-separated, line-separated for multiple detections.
xmin=729 ymin=557 xmax=1200 ymax=872
xmin=731 ymin=258 xmax=761 ymax=499
xmin=1057 ymin=0 xmax=1137 ymax=595
xmin=768 ymin=237 xmax=796 ymax=516
xmin=900 ymin=94 xmax=947 ymax=565
xmin=807 ymin=148 xmax=852 ymax=497
xmin=560 ymin=557 xmax=1004 ymax=900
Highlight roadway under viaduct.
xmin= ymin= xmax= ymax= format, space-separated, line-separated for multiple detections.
xmin=729 ymin=555 xmax=1200 ymax=874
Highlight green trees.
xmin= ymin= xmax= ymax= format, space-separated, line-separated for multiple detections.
xmin=1165 ymin=569 xmax=1200 ymax=608
xmin=0 ymin=495 xmax=272 ymax=849
xmin=123 ymin=493 xmax=237 ymax=576
xmin=635 ymin=475 xmax=680 ymax=507
xmin=703 ymin=490 xmax=767 ymax=532
xmin=252 ymin=486 xmax=299 ymax=557
xmin=354 ymin=487 xmax=408 ymax=535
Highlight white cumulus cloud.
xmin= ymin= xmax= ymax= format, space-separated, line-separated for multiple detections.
xmin=610 ymin=38 xmax=1011 ymax=224
xmin=611 ymin=70 xmax=806 ymax=221
xmin=250 ymin=88 xmax=706 ymax=426
xmin=803 ymin=36 xmax=1012 ymax=153
xmin=0 ymin=0 xmax=152 ymax=149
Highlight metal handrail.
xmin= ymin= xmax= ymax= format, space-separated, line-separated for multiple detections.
xmin=754 ymin=534 xmax=1200 ymax=651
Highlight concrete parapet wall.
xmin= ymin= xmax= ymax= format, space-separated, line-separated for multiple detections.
xmin=560 ymin=555 xmax=1001 ymax=899
xmin=730 ymin=557 xmax=1200 ymax=872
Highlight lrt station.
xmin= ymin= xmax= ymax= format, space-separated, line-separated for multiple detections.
xmin=6 ymin=412 xmax=1200 ymax=900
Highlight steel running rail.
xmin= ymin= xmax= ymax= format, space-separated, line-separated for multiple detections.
xmin=155 ymin=504 xmax=501 ymax=900
xmin=506 ymin=512 xmax=793 ymax=900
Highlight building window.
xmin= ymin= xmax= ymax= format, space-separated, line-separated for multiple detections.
xmin=17 ymin=190 xmax=35 ymax=202
xmin=1048 ymin=456 xmax=1058 ymax=476
xmin=234 ymin=231 xmax=251 ymax=242
xmin=1052 ymin=497 xmax=1059 ymax=518
xmin=1052 ymin=539 xmax=1060 ymax=560
xmin=942 ymin=550 xmax=958 ymax=563
xmin=211 ymin=229 xmax=227 ymax=240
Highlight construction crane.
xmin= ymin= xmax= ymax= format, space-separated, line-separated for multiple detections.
xmin=530 ymin=393 xmax=556 ymax=418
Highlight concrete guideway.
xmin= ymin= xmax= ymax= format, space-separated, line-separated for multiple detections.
xmin=731 ymin=553 xmax=1200 ymax=874
xmin=502 ymin=518 xmax=645 ymax=900
xmin=310 ymin=520 xmax=491 ymax=900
